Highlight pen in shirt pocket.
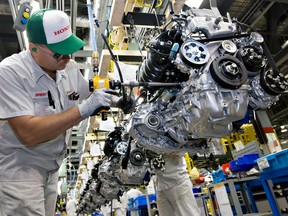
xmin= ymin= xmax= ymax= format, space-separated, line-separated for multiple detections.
xmin=47 ymin=90 xmax=55 ymax=109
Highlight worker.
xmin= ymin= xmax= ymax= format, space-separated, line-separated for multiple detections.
xmin=66 ymin=195 xmax=78 ymax=216
xmin=0 ymin=9 xmax=116 ymax=216
xmin=112 ymin=191 xmax=128 ymax=216
xmin=100 ymin=202 xmax=112 ymax=216
xmin=155 ymin=153 xmax=201 ymax=216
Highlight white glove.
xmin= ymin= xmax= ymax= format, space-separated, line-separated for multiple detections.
xmin=78 ymin=89 xmax=112 ymax=119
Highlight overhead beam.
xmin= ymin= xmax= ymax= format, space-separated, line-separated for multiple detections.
xmin=266 ymin=0 xmax=288 ymax=4
xmin=274 ymin=45 xmax=288 ymax=73
xmin=70 ymin=0 xmax=78 ymax=35
xmin=250 ymin=1 xmax=275 ymax=28
xmin=0 ymin=3 xmax=12 ymax=15
xmin=110 ymin=0 xmax=126 ymax=26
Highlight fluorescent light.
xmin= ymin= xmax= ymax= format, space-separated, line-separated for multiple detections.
xmin=281 ymin=129 xmax=287 ymax=133
xmin=281 ymin=40 xmax=288 ymax=49
xmin=280 ymin=125 xmax=285 ymax=129
xmin=185 ymin=0 xmax=204 ymax=9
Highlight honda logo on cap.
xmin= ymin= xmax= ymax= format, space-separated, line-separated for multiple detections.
xmin=54 ymin=25 xmax=70 ymax=36
xmin=43 ymin=10 xmax=72 ymax=44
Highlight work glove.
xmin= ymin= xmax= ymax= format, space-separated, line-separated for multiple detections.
xmin=78 ymin=89 xmax=113 ymax=119
xmin=111 ymin=96 xmax=136 ymax=114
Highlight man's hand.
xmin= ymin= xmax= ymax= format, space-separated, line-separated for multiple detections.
xmin=111 ymin=96 xmax=136 ymax=114
xmin=78 ymin=89 xmax=113 ymax=119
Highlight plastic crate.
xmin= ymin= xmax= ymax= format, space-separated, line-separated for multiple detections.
xmin=257 ymin=148 xmax=288 ymax=173
xmin=222 ymin=162 xmax=231 ymax=174
xmin=230 ymin=153 xmax=258 ymax=172
xmin=232 ymin=140 xmax=262 ymax=160
xmin=193 ymin=187 xmax=202 ymax=197
xmin=229 ymin=160 xmax=239 ymax=172
xmin=211 ymin=169 xmax=227 ymax=183
xmin=127 ymin=198 xmax=135 ymax=209
xmin=92 ymin=213 xmax=103 ymax=216
xmin=134 ymin=194 xmax=156 ymax=208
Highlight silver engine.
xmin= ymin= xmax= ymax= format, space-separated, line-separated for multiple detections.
xmin=77 ymin=5 xmax=287 ymax=213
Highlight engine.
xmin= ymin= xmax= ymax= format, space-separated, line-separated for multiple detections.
xmin=77 ymin=5 xmax=288 ymax=213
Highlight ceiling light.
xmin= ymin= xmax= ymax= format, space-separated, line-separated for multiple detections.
xmin=281 ymin=129 xmax=287 ymax=133
xmin=281 ymin=40 xmax=288 ymax=49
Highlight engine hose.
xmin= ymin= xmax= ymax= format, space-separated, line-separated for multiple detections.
xmin=163 ymin=17 xmax=188 ymax=32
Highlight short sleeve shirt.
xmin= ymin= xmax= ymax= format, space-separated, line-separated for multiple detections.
xmin=0 ymin=50 xmax=90 ymax=181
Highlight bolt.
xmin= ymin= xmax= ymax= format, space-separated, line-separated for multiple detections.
xmin=267 ymin=74 xmax=273 ymax=79
xmin=135 ymin=153 xmax=141 ymax=160
xmin=225 ymin=62 xmax=238 ymax=75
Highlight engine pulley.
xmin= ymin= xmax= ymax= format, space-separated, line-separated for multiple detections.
xmin=221 ymin=40 xmax=237 ymax=54
xmin=238 ymin=46 xmax=264 ymax=76
xmin=152 ymin=155 xmax=165 ymax=170
xmin=179 ymin=39 xmax=210 ymax=66
xmin=210 ymin=54 xmax=248 ymax=89
xmin=116 ymin=141 xmax=128 ymax=155
xmin=129 ymin=149 xmax=146 ymax=166
xmin=260 ymin=69 xmax=288 ymax=95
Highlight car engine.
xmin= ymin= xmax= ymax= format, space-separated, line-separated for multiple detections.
xmin=77 ymin=4 xmax=288 ymax=213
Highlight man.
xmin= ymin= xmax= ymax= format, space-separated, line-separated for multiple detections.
xmin=155 ymin=153 xmax=201 ymax=216
xmin=112 ymin=191 xmax=129 ymax=216
xmin=0 ymin=9 xmax=116 ymax=216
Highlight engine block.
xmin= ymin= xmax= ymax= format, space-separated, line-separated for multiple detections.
xmin=77 ymin=4 xmax=288 ymax=213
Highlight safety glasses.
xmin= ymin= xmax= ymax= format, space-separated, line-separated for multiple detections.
xmin=37 ymin=45 xmax=71 ymax=61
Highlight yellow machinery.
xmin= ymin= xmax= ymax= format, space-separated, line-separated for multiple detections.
xmin=221 ymin=124 xmax=258 ymax=152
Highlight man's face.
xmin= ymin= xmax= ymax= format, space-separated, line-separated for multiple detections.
xmin=35 ymin=44 xmax=71 ymax=71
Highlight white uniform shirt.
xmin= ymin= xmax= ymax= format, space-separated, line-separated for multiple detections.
xmin=66 ymin=199 xmax=78 ymax=216
xmin=126 ymin=188 xmax=143 ymax=200
xmin=0 ymin=50 xmax=90 ymax=181
xmin=156 ymin=153 xmax=189 ymax=191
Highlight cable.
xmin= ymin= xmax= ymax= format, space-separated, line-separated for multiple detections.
xmin=101 ymin=33 xmax=127 ymax=104
xmin=162 ymin=17 xmax=188 ymax=32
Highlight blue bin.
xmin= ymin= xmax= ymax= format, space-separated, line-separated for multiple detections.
xmin=134 ymin=194 xmax=156 ymax=208
xmin=211 ymin=169 xmax=227 ymax=183
xmin=257 ymin=149 xmax=288 ymax=173
xmin=230 ymin=154 xmax=259 ymax=172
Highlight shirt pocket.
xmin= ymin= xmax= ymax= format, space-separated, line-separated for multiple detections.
xmin=62 ymin=93 xmax=78 ymax=110
xmin=32 ymin=97 xmax=56 ymax=116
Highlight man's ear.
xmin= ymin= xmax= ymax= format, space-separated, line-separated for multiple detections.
xmin=29 ymin=43 xmax=37 ymax=54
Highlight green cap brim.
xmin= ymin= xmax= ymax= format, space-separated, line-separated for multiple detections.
xmin=46 ymin=34 xmax=85 ymax=55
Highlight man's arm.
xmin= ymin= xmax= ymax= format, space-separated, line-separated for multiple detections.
xmin=7 ymin=106 xmax=83 ymax=148
xmin=6 ymin=87 xmax=116 ymax=147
